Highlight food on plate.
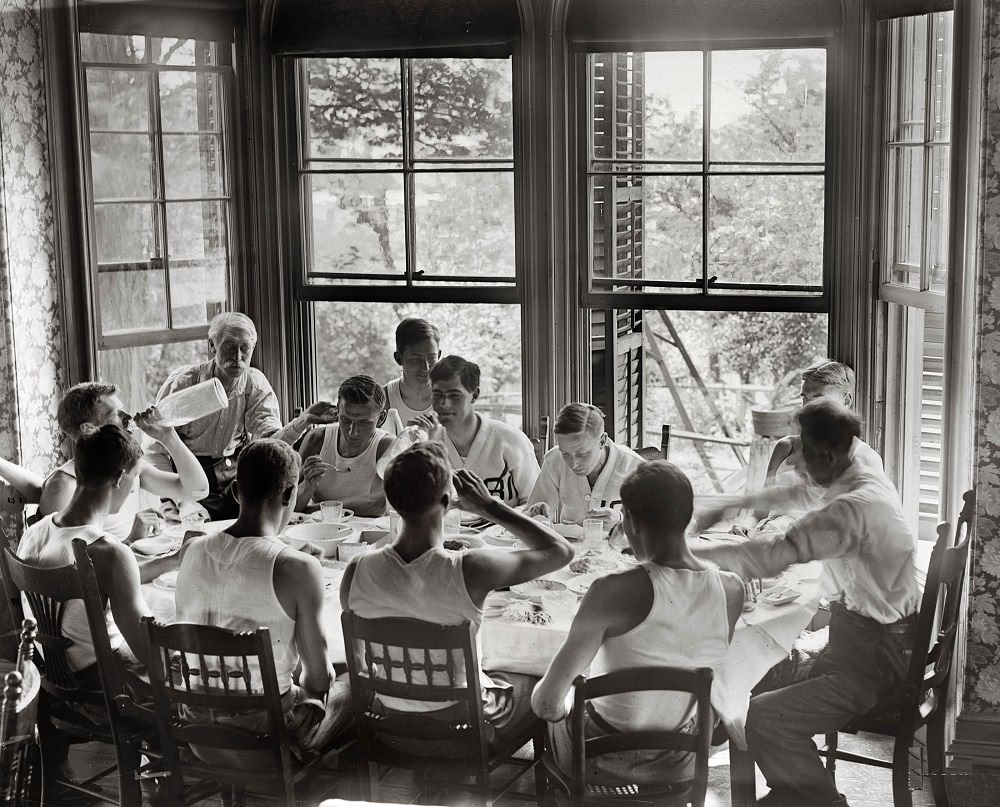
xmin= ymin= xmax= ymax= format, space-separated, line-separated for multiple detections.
xmin=568 ymin=553 xmax=616 ymax=574
xmin=443 ymin=538 xmax=471 ymax=551
xmin=502 ymin=601 xmax=552 ymax=625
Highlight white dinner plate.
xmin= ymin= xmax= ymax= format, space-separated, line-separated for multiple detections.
xmin=511 ymin=579 xmax=567 ymax=603
xmin=566 ymin=574 xmax=600 ymax=595
xmin=152 ymin=571 xmax=179 ymax=590
xmin=762 ymin=587 xmax=801 ymax=606
xmin=568 ymin=554 xmax=618 ymax=575
xmin=132 ymin=536 xmax=180 ymax=556
xmin=442 ymin=535 xmax=485 ymax=552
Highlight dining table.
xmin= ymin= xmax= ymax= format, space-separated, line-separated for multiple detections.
xmin=139 ymin=516 xmax=823 ymax=807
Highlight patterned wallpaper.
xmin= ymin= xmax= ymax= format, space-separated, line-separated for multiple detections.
xmin=0 ymin=0 xmax=66 ymax=478
xmin=965 ymin=0 xmax=1000 ymax=713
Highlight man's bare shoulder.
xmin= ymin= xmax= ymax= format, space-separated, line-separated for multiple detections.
xmin=582 ymin=566 xmax=652 ymax=625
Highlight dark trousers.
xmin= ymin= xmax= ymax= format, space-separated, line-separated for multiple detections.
xmin=746 ymin=603 xmax=916 ymax=806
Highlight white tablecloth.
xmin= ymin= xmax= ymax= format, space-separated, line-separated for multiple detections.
xmin=141 ymin=524 xmax=822 ymax=750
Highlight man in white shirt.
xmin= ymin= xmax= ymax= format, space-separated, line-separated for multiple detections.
xmin=526 ymin=402 xmax=642 ymax=526
xmin=425 ymin=355 xmax=539 ymax=508
xmin=693 ymin=400 xmax=919 ymax=807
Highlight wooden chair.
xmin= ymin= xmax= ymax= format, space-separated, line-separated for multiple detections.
xmin=342 ymin=611 xmax=545 ymax=806
xmin=1 ymin=619 xmax=42 ymax=807
xmin=142 ymin=616 xmax=350 ymax=807
xmin=637 ymin=425 xmax=671 ymax=461
xmin=529 ymin=416 xmax=552 ymax=465
xmin=819 ymin=489 xmax=975 ymax=807
xmin=539 ymin=666 xmax=714 ymax=806
xmin=0 ymin=540 xmax=157 ymax=807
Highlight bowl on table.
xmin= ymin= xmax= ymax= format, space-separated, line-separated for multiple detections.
xmin=284 ymin=522 xmax=356 ymax=558
xmin=131 ymin=535 xmax=181 ymax=556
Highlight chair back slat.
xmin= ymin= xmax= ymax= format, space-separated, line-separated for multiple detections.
xmin=342 ymin=611 xmax=490 ymax=766
xmin=569 ymin=666 xmax=714 ymax=804
xmin=141 ymin=617 xmax=292 ymax=777
xmin=906 ymin=490 xmax=974 ymax=724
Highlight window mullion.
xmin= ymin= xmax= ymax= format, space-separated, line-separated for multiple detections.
xmin=149 ymin=60 xmax=173 ymax=331
xmin=402 ymin=57 xmax=416 ymax=287
xmin=701 ymin=48 xmax=711 ymax=294
xmin=919 ymin=14 xmax=936 ymax=293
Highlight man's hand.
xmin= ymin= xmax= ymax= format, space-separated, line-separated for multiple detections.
xmin=303 ymin=400 xmax=338 ymax=425
xmin=133 ymin=405 xmax=175 ymax=443
xmin=126 ymin=510 xmax=163 ymax=546
xmin=584 ymin=507 xmax=620 ymax=528
xmin=694 ymin=503 xmax=738 ymax=533
xmin=525 ymin=501 xmax=552 ymax=520
xmin=300 ymin=455 xmax=332 ymax=486
xmin=408 ymin=413 xmax=439 ymax=434
xmin=452 ymin=469 xmax=497 ymax=517
xmin=295 ymin=541 xmax=324 ymax=558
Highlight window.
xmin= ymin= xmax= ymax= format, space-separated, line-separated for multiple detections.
xmin=296 ymin=57 xmax=515 ymax=293
xmin=81 ymin=32 xmax=235 ymax=410
xmin=583 ymin=46 xmax=830 ymax=490
xmin=293 ymin=57 xmax=522 ymax=418
xmin=877 ymin=11 xmax=954 ymax=539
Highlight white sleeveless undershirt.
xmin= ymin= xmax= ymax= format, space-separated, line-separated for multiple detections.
xmin=590 ymin=564 xmax=733 ymax=732
xmin=347 ymin=545 xmax=493 ymax=712
xmin=385 ymin=377 xmax=434 ymax=425
xmin=176 ymin=532 xmax=299 ymax=694
xmin=17 ymin=514 xmax=125 ymax=671
xmin=310 ymin=424 xmax=389 ymax=504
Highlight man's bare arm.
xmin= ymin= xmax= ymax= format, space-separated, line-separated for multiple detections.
xmin=276 ymin=553 xmax=331 ymax=698
xmin=90 ymin=539 xmax=153 ymax=666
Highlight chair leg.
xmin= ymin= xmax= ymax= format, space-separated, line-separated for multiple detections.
xmin=927 ymin=713 xmax=951 ymax=807
xmin=892 ymin=734 xmax=914 ymax=807
xmin=367 ymin=761 xmax=380 ymax=801
xmin=114 ymin=737 xmax=143 ymax=807
xmin=825 ymin=731 xmax=838 ymax=775
xmin=533 ymin=725 xmax=548 ymax=806
xmin=476 ymin=769 xmax=492 ymax=807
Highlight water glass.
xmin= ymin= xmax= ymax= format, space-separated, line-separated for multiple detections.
xmin=582 ymin=518 xmax=604 ymax=544
xmin=320 ymin=500 xmax=345 ymax=523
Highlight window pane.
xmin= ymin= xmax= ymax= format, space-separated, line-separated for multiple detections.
xmin=95 ymin=203 xmax=157 ymax=263
xmin=90 ymin=133 xmax=154 ymax=200
xmin=645 ymin=175 xmax=702 ymax=282
xmin=414 ymin=172 xmax=515 ymax=278
xmin=930 ymin=12 xmax=954 ymax=142
xmin=169 ymin=260 xmax=228 ymax=327
xmin=150 ymin=38 xmax=215 ymax=67
xmin=886 ymin=146 xmax=924 ymax=287
xmin=412 ymin=59 xmax=513 ymax=159
xmin=710 ymin=49 xmax=826 ymax=163
xmin=97 ymin=266 xmax=167 ymax=333
xmin=643 ymin=52 xmax=703 ymax=162
xmin=160 ymin=72 xmax=222 ymax=133
xmin=166 ymin=201 xmax=228 ymax=261
xmin=163 ymin=134 xmax=225 ymax=198
xmin=98 ymin=339 xmax=208 ymax=413
xmin=313 ymin=302 xmax=522 ymax=427
xmin=890 ymin=15 xmax=928 ymax=144
xmin=87 ymin=69 xmax=149 ymax=131
xmin=643 ymin=310 xmax=828 ymax=494
xmin=305 ymin=58 xmax=403 ymax=160
xmin=305 ymin=173 xmax=405 ymax=276
xmin=927 ymin=146 xmax=950 ymax=292
xmin=709 ymin=175 xmax=824 ymax=286
xmin=81 ymin=33 xmax=146 ymax=64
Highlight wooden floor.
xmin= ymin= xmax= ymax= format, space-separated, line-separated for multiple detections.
xmin=57 ymin=732 xmax=937 ymax=806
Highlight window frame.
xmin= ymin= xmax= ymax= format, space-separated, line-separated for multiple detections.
xmin=575 ymin=36 xmax=836 ymax=315
xmin=78 ymin=34 xmax=240 ymax=352
xmin=287 ymin=54 xmax=520 ymax=306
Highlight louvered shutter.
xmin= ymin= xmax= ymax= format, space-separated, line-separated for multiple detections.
xmin=590 ymin=52 xmax=645 ymax=447
xmin=919 ymin=311 xmax=945 ymax=536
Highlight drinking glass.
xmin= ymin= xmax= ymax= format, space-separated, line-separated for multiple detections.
xmin=320 ymin=500 xmax=345 ymax=523
xmin=582 ymin=518 xmax=604 ymax=544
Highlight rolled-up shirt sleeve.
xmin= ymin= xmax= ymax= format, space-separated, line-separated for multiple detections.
xmin=785 ymin=495 xmax=866 ymax=563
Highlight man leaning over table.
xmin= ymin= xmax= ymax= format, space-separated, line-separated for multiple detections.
xmin=412 ymin=355 xmax=539 ymax=508
xmin=175 ymin=438 xmax=351 ymax=763
xmin=146 ymin=311 xmax=338 ymax=520
xmin=692 ymin=399 xmax=920 ymax=807
xmin=532 ymin=460 xmax=743 ymax=789
xmin=526 ymin=402 xmax=642 ymax=528
xmin=340 ymin=441 xmax=572 ymax=755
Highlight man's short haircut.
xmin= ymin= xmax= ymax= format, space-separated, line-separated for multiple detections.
xmin=801 ymin=360 xmax=855 ymax=396
xmin=236 ymin=439 xmax=300 ymax=503
xmin=395 ymin=318 xmax=441 ymax=354
xmin=58 ymin=382 xmax=119 ymax=440
xmin=383 ymin=442 xmax=453 ymax=519
xmin=338 ymin=375 xmax=387 ymax=411
xmin=620 ymin=461 xmax=693 ymax=535
xmin=74 ymin=424 xmax=143 ymax=488
xmin=796 ymin=399 xmax=861 ymax=456
xmin=554 ymin=403 xmax=605 ymax=437
xmin=429 ymin=355 xmax=480 ymax=392
xmin=208 ymin=311 xmax=258 ymax=345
